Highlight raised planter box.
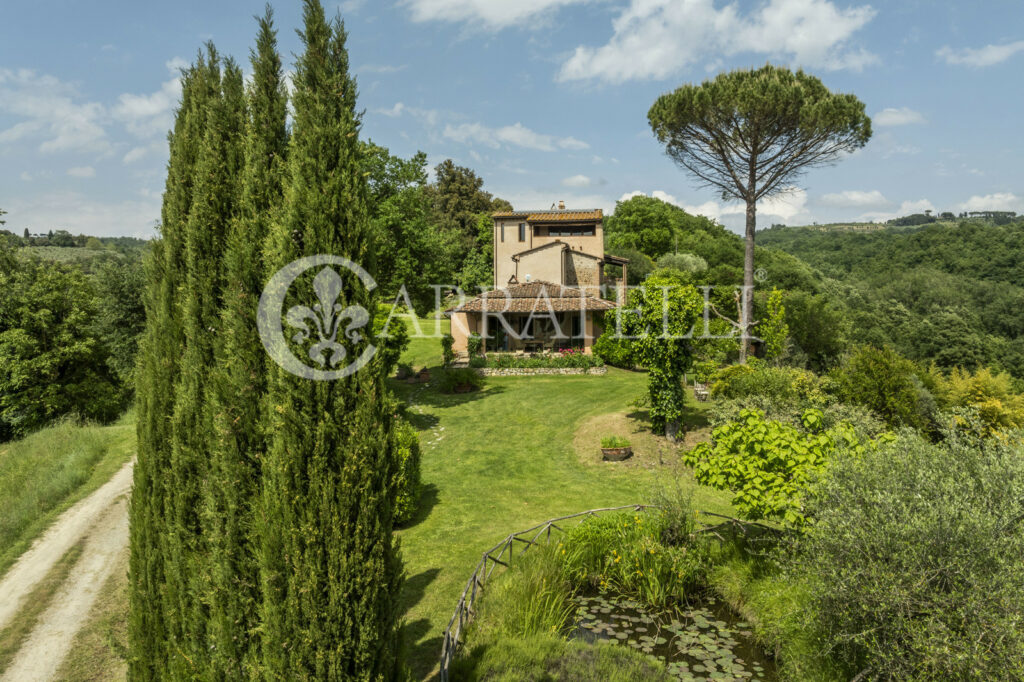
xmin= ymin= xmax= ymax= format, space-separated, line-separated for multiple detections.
xmin=601 ymin=446 xmax=633 ymax=462
xmin=475 ymin=366 xmax=607 ymax=377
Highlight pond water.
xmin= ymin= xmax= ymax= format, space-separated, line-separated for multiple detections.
xmin=569 ymin=592 xmax=778 ymax=681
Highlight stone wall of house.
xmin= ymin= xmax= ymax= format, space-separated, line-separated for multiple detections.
xmin=563 ymin=249 xmax=601 ymax=287
xmin=476 ymin=366 xmax=607 ymax=376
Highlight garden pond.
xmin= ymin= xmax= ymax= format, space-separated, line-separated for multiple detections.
xmin=570 ymin=592 xmax=777 ymax=681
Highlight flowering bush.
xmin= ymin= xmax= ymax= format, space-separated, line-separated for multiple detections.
xmin=471 ymin=352 xmax=604 ymax=371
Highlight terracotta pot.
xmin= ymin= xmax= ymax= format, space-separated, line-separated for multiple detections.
xmin=417 ymin=370 xmax=431 ymax=382
xmin=601 ymin=446 xmax=633 ymax=462
xmin=453 ymin=383 xmax=475 ymax=393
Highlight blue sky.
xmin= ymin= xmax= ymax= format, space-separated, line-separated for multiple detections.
xmin=1 ymin=0 xmax=1023 ymax=237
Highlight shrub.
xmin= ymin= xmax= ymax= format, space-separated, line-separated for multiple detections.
xmin=692 ymin=359 xmax=718 ymax=384
xmin=710 ymin=364 xmax=830 ymax=406
xmin=437 ymin=367 xmax=484 ymax=393
xmin=829 ymin=345 xmax=937 ymax=431
xmin=683 ymin=408 xmax=890 ymax=528
xmin=801 ymin=432 xmax=1024 ymax=680
xmin=393 ymin=418 xmax=422 ymax=526
xmin=709 ymin=398 xmax=888 ymax=441
xmin=935 ymin=366 xmax=1024 ymax=435
xmin=372 ymin=304 xmax=410 ymax=378
xmin=440 ymin=333 xmax=455 ymax=368
xmin=600 ymin=436 xmax=630 ymax=449
xmin=657 ymin=252 xmax=708 ymax=274
xmin=560 ymin=510 xmax=712 ymax=609
xmin=467 ymin=333 xmax=483 ymax=357
xmin=593 ymin=329 xmax=634 ymax=369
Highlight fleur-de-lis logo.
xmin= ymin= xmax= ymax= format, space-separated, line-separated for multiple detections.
xmin=257 ymin=255 xmax=377 ymax=381
xmin=284 ymin=267 xmax=370 ymax=368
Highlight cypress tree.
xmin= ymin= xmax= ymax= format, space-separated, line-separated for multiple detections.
xmin=258 ymin=1 xmax=402 ymax=678
xmin=203 ymin=7 xmax=288 ymax=677
xmin=166 ymin=51 xmax=246 ymax=676
xmin=129 ymin=56 xmax=209 ymax=679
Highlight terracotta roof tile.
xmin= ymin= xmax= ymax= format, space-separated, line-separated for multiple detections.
xmin=492 ymin=208 xmax=603 ymax=222
xmin=448 ymin=280 xmax=617 ymax=314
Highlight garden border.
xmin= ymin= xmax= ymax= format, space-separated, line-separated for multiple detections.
xmin=475 ymin=366 xmax=607 ymax=376
xmin=438 ymin=505 xmax=781 ymax=680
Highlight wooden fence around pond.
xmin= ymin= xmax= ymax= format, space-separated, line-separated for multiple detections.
xmin=438 ymin=504 xmax=781 ymax=681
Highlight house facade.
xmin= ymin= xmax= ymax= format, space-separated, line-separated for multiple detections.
xmin=448 ymin=203 xmax=627 ymax=355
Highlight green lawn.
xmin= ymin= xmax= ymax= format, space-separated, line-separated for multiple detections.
xmin=392 ymin=329 xmax=733 ymax=679
xmin=0 ymin=414 xmax=135 ymax=577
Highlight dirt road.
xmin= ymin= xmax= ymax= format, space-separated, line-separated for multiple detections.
xmin=0 ymin=459 xmax=134 ymax=681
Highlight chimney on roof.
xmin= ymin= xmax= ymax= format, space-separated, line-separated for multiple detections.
xmin=558 ymin=200 xmax=565 ymax=210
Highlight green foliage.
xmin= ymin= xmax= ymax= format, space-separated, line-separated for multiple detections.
xmin=437 ymin=367 xmax=484 ymax=393
xmin=830 ymin=345 xmax=937 ymax=430
xmin=657 ymin=251 xmax=707 ymax=274
xmin=683 ymin=408 xmax=885 ymax=528
xmin=373 ymin=304 xmax=411 ymax=379
xmin=604 ymin=245 xmax=654 ymax=284
xmin=440 ymin=333 xmax=455 ymax=368
xmin=0 ymin=247 xmax=124 ymax=441
xmin=759 ymin=288 xmax=788 ymax=362
xmin=560 ymin=510 xmax=711 ymax=609
xmin=90 ymin=260 xmax=146 ymax=386
xmin=256 ymin=3 xmax=402 ymax=678
xmin=600 ymin=436 xmax=631 ymax=449
xmin=593 ymin=312 xmax=635 ymax=369
xmin=710 ymin=364 xmax=830 ymax=406
xmin=619 ymin=271 xmax=704 ymax=436
xmin=393 ymin=418 xmax=422 ymax=526
xmin=935 ymin=366 xmax=1024 ymax=435
xmin=201 ymin=11 xmax=288 ymax=676
xmin=801 ymin=432 xmax=1024 ymax=680
xmin=454 ymin=631 xmax=672 ymax=682
xmin=782 ymin=290 xmax=850 ymax=371
xmin=466 ymin=333 xmax=483 ymax=357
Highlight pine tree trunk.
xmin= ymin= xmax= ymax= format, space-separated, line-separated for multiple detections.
xmin=740 ymin=196 xmax=756 ymax=364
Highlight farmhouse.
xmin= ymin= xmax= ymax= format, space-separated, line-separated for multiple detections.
xmin=448 ymin=202 xmax=628 ymax=354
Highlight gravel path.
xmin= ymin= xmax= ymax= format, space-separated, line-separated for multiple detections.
xmin=0 ymin=460 xmax=134 ymax=681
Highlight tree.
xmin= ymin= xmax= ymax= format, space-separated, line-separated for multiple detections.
xmin=620 ymin=270 xmax=704 ymax=439
xmin=130 ymin=52 xmax=219 ymax=679
xmin=203 ymin=9 xmax=288 ymax=677
xmin=166 ymin=51 xmax=246 ymax=674
xmin=760 ymin=288 xmax=788 ymax=363
xmin=649 ymin=65 xmax=871 ymax=363
xmin=91 ymin=260 xmax=146 ymax=385
xmin=257 ymin=2 xmax=402 ymax=677
xmin=0 ymin=248 xmax=123 ymax=441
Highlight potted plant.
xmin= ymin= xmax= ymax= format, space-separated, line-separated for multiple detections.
xmin=416 ymin=367 xmax=431 ymax=383
xmin=600 ymin=436 xmax=633 ymax=461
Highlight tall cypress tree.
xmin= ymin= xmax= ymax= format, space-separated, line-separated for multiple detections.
xmin=129 ymin=55 xmax=209 ymax=679
xmin=258 ymin=1 xmax=402 ymax=678
xmin=166 ymin=51 xmax=246 ymax=677
xmin=203 ymin=8 xmax=288 ymax=677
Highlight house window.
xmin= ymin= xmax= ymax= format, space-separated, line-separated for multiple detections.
xmin=549 ymin=225 xmax=595 ymax=237
xmin=519 ymin=223 xmax=526 ymax=241
xmin=500 ymin=224 xmax=504 ymax=242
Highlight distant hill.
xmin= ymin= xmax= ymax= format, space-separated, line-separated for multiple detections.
xmin=756 ymin=219 xmax=1024 ymax=379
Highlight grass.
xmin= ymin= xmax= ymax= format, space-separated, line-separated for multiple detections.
xmin=54 ymin=546 xmax=130 ymax=682
xmin=0 ymin=413 xmax=135 ymax=577
xmin=0 ymin=541 xmax=84 ymax=674
xmin=392 ymin=323 xmax=733 ymax=679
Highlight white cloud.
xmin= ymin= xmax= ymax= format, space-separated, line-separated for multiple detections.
xmin=937 ymin=41 xmax=1024 ymax=68
xmin=957 ymin=192 xmax=1022 ymax=212
xmin=375 ymin=101 xmax=439 ymax=126
xmin=562 ymin=174 xmax=592 ymax=187
xmin=358 ymin=63 xmax=407 ymax=74
xmin=0 ymin=68 xmax=109 ymax=154
xmin=112 ymin=59 xmax=183 ymax=140
xmin=402 ymin=0 xmax=592 ymax=29
xmin=443 ymin=121 xmax=589 ymax=152
xmin=859 ymin=198 xmax=934 ymax=222
xmin=820 ymin=189 xmax=888 ymax=208
xmin=67 ymin=166 xmax=95 ymax=178
xmin=558 ymin=0 xmax=877 ymax=83
xmin=874 ymin=107 xmax=926 ymax=127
